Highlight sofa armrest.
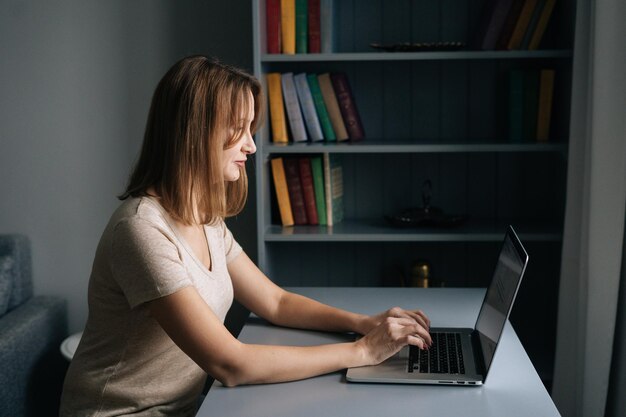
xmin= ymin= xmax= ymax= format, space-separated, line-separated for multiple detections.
xmin=0 ymin=296 xmax=68 ymax=417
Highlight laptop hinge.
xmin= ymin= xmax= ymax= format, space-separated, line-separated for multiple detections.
xmin=471 ymin=330 xmax=487 ymax=380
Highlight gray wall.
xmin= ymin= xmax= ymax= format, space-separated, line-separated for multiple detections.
xmin=0 ymin=0 xmax=255 ymax=333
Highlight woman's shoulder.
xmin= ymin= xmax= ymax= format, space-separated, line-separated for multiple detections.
xmin=108 ymin=196 xmax=172 ymax=234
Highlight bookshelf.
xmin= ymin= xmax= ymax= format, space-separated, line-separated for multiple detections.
xmin=252 ymin=0 xmax=574 ymax=390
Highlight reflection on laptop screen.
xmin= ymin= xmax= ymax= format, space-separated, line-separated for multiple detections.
xmin=475 ymin=231 xmax=526 ymax=373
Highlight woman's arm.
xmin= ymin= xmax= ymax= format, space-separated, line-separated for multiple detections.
xmin=228 ymin=252 xmax=431 ymax=336
xmin=147 ymin=286 xmax=427 ymax=387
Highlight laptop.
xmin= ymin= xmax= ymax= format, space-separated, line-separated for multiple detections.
xmin=346 ymin=225 xmax=529 ymax=386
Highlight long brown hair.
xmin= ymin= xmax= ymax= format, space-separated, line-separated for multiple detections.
xmin=119 ymin=55 xmax=263 ymax=225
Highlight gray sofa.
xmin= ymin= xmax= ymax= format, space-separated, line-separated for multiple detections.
xmin=0 ymin=235 xmax=68 ymax=417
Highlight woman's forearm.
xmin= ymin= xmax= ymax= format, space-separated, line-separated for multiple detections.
xmin=268 ymin=291 xmax=372 ymax=334
xmin=220 ymin=314 xmax=427 ymax=387
xmin=221 ymin=341 xmax=366 ymax=387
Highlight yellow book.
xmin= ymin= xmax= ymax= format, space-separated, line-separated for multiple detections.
xmin=536 ymin=69 xmax=555 ymax=141
xmin=507 ymin=0 xmax=539 ymax=50
xmin=266 ymin=73 xmax=289 ymax=143
xmin=318 ymin=73 xmax=349 ymax=141
xmin=281 ymin=0 xmax=296 ymax=54
xmin=528 ymin=0 xmax=556 ymax=50
xmin=271 ymin=158 xmax=294 ymax=226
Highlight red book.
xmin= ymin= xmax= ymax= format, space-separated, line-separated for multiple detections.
xmin=283 ymin=158 xmax=308 ymax=225
xmin=298 ymin=157 xmax=319 ymax=224
xmin=266 ymin=0 xmax=281 ymax=54
xmin=330 ymin=73 xmax=365 ymax=140
xmin=308 ymin=0 xmax=321 ymax=53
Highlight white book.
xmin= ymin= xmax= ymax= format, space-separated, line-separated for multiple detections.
xmin=281 ymin=72 xmax=308 ymax=142
xmin=320 ymin=0 xmax=336 ymax=53
xmin=294 ymin=73 xmax=324 ymax=141
xmin=323 ymin=153 xmax=344 ymax=226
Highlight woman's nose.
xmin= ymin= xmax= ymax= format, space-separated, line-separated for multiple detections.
xmin=243 ymin=133 xmax=256 ymax=154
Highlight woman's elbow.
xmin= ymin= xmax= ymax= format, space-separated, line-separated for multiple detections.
xmin=215 ymin=367 xmax=244 ymax=388
xmin=207 ymin=355 xmax=247 ymax=387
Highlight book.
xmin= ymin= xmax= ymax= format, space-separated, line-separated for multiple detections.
xmin=323 ymin=153 xmax=344 ymax=226
xmin=320 ymin=0 xmax=336 ymax=53
xmin=283 ymin=157 xmax=308 ymax=225
xmin=281 ymin=72 xmax=308 ymax=142
xmin=507 ymin=0 xmax=539 ymax=50
xmin=310 ymin=156 xmax=327 ymax=225
xmin=472 ymin=0 xmax=516 ymax=50
xmin=330 ymin=73 xmax=365 ymax=140
xmin=520 ymin=0 xmax=546 ymax=49
xmin=296 ymin=0 xmax=308 ymax=53
xmin=536 ymin=69 xmax=555 ymax=141
xmin=495 ymin=0 xmax=525 ymax=50
xmin=318 ymin=73 xmax=349 ymax=141
xmin=294 ymin=73 xmax=324 ymax=141
xmin=281 ymin=0 xmax=296 ymax=54
xmin=270 ymin=158 xmax=294 ymax=226
xmin=266 ymin=73 xmax=289 ymax=143
xmin=528 ymin=0 xmax=556 ymax=50
xmin=308 ymin=0 xmax=321 ymax=53
xmin=298 ymin=157 xmax=319 ymax=224
xmin=522 ymin=70 xmax=540 ymax=140
xmin=307 ymin=74 xmax=336 ymax=141
xmin=266 ymin=0 xmax=281 ymax=54
xmin=508 ymin=69 xmax=525 ymax=142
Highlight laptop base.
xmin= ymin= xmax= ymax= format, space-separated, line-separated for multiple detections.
xmin=346 ymin=327 xmax=483 ymax=385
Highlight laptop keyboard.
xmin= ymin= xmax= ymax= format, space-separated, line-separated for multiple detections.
xmin=408 ymin=332 xmax=465 ymax=374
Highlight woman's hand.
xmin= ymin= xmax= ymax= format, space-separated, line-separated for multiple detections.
xmin=355 ymin=307 xmax=431 ymax=335
xmin=355 ymin=316 xmax=432 ymax=366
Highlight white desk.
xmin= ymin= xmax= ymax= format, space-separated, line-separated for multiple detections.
xmin=199 ymin=287 xmax=561 ymax=417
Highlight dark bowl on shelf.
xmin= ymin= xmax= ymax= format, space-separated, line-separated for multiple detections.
xmin=384 ymin=207 xmax=466 ymax=228
xmin=370 ymin=42 xmax=467 ymax=52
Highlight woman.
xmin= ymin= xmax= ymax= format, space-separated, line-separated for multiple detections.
xmin=60 ymin=55 xmax=432 ymax=417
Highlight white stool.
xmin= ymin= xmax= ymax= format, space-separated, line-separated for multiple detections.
xmin=60 ymin=332 xmax=83 ymax=361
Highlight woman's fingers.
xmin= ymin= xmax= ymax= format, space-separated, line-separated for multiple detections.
xmin=406 ymin=334 xmax=427 ymax=350
xmin=385 ymin=307 xmax=431 ymax=330
xmin=404 ymin=310 xmax=429 ymax=330
xmin=384 ymin=317 xmax=432 ymax=347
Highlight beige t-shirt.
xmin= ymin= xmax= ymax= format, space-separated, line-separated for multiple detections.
xmin=60 ymin=196 xmax=242 ymax=417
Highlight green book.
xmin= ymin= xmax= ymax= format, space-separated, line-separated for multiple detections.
xmin=307 ymin=74 xmax=336 ymax=141
xmin=508 ymin=69 xmax=524 ymax=142
xmin=310 ymin=156 xmax=327 ymax=225
xmin=296 ymin=0 xmax=308 ymax=53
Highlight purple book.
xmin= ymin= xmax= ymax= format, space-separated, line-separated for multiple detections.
xmin=330 ymin=73 xmax=365 ymax=140
xmin=473 ymin=0 xmax=516 ymax=50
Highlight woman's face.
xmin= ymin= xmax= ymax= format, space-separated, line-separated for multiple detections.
xmin=223 ymin=93 xmax=256 ymax=182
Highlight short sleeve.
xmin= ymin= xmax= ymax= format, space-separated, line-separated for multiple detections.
xmin=222 ymin=221 xmax=243 ymax=263
xmin=110 ymin=218 xmax=192 ymax=308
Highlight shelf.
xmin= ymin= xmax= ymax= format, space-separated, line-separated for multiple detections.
xmin=264 ymin=219 xmax=562 ymax=242
xmin=261 ymin=50 xmax=573 ymax=62
xmin=263 ymin=140 xmax=567 ymax=155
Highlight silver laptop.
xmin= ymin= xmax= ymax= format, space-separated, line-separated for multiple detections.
xmin=346 ymin=225 xmax=529 ymax=386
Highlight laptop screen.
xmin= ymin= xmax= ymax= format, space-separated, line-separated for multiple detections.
xmin=474 ymin=227 xmax=528 ymax=376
